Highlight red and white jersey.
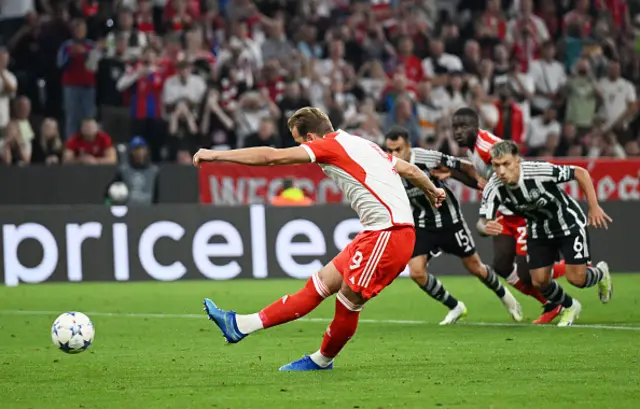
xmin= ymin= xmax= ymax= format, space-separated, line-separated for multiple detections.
xmin=301 ymin=130 xmax=414 ymax=231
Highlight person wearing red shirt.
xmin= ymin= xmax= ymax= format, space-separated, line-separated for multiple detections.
xmin=57 ymin=19 xmax=97 ymax=139
xmin=563 ymin=0 xmax=592 ymax=38
xmin=493 ymin=81 xmax=525 ymax=152
xmin=62 ymin=118 xmax=117 ymax=164
xmin=395 ymin=36 xmax=424 ymax=84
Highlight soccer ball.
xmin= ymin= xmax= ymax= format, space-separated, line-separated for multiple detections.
xmin=51 ymin=312 xmax=95 ymax=354
xmin=108 ymin=181 xmax=129 ymax=204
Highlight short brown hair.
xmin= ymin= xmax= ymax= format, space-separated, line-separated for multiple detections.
xmin=287 ymin=107 xmax=334 ymax=137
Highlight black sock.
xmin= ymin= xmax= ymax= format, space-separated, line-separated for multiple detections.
xmin=421 ymin=274 xmax=459 ymax=310
xmin=479 ymin=265 xmax=506 ymax=298
xmin=540 ymin=281 xmax=574 ymax=308
xmin=580 ymin=266 xmax=604 ymax=288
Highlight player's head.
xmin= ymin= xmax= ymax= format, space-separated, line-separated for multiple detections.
xmin=490 ymin=140 xmax=521 ymax=184
xmin=451 ymin=107 xmax=479 ymax=148
xmin=287 ymin=107 xmax=334 ymax=144
xmin=384 ymin=126 xmax=412 ymax=162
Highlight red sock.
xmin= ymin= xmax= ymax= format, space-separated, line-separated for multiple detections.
xmin=512 ymin=280 xmax=549 ymax=304
xmin=320 ymin=293 xmax=361 ymax=358
xmin=258 ymin=274 xmax=328 ymax=329
xmin=552 ymin=260 xmax=566 ymax=279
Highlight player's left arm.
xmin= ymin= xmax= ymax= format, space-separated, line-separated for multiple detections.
xmin=476 ymin=178 xmax=504 ymax=236
xmin=573 ymin=166 xmax=613 ymax=229
xmin=394 ymin=157 xmax=446 ymax=208
xmin=193 ymin=146 xmax=311 ymax=167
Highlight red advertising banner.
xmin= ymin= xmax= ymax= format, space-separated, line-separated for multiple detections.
xmin=199 ymin=159 xmax=640 ymax=205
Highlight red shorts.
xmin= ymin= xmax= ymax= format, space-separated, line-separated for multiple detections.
xmin=332 ymin=225 xmax=415 ymax=300
xmin=497 ymin=212 xmax=528 ymax=256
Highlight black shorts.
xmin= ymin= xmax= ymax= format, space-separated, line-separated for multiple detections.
xmin=412 ymin=223 xmax=476 ymax=260
xmin=527 ymin=228 xmax=592 ymax=270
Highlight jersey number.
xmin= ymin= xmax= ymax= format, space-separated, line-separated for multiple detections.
xmin=350 ymin=251 xmax=363 ymax=270
xmin=455 ymin=229 xmax=474 ymax=253
xmin=516 ymin=226 xmax=528 ymax=252
xmin=573 ymin=236 xmax=585 ymax=259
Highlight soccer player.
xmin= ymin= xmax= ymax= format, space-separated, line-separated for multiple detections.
xmin=192 ymin=107 xmax=446 ymax=371
xmin=384 ymin=127 xmax=522 ymax=324
xmin=478 ymin=140 xmax=613 ymax=326
xmin=451 ymin=107 xmax=566 ymax=324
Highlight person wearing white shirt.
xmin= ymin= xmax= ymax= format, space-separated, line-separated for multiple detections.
xmin=598 ymin=61 xmax=637 ymax=132
xmin=529 ymin=41 xmax=567 ymax=112
xmin=0 ymin=47 xmax=17 ymax=134
xmin=508 ymin=63 xmax=535 ymax=134
xmin=422 ymin=39 xmax=463 ymax=110
xmin=527 ymin=107 xmax=561 ymax=155
xmin=505 ymin=0 xmax=549 ymax=44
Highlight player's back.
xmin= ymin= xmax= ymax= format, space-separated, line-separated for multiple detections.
xmin=301 ymin=130 xmax=414 ymax=231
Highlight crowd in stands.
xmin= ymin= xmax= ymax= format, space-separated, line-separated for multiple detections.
xmin=0 ymin=0 xmax=639 ymax=167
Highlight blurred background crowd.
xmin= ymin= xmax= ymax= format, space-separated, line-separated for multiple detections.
xmin=0 ymin=0 xmax=639 ymax=168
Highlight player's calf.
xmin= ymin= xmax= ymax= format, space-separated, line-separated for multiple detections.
xmin=409 ymin=256 xmax=460 ymax=311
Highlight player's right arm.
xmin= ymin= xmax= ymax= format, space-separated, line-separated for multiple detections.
xmin=476 ymin=177 xmax=504 ymax=236
xmin=394 ymin=157 xmax=446 ymax=208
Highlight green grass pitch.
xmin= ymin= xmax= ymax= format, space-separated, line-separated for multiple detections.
xmin=1 ymin=275 xmax=639 ymax=409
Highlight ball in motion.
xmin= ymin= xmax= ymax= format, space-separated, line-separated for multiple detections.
xmin=51 ymin=312 xmax=95 ymax=354
xmin=108 ymin=181 xmax=129 ymax=204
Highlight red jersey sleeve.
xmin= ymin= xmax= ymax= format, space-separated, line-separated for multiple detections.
xmin=99 ymin=132 xmax=114 ymax=149
xmin=301 ymin=135 xmax=341 ymax=165
xmin=475 ymin=130 xmax=501 ymax=164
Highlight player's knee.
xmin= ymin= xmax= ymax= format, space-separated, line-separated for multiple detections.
xmin=565 ymin=266 xmax=587 ymax=287
xmin=409 ymin=266 xmax=426 ymax=282
xmin=530 ymin=273 xmax=550 ymax=289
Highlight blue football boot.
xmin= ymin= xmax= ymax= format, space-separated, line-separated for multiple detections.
xmin=203 ymin=298 xmax=246 ymax=344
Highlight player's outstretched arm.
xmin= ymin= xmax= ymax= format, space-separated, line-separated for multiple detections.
xmin=452 ymin=159 xmax=487 ymax=190
xmin=574 ymin=166 xmax=613 ymax=229
xmin=394 ymin=157 xmax=446 ymax=207
xmin=476 ymin=216 xmax=504 ymax=237
xmin=193 ymin=147 xmax=312 ymax=167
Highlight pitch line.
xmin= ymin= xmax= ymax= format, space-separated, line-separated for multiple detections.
xmin=1 ymin=309 xmax=639 ymax=331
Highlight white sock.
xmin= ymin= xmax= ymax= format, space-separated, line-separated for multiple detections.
xmin=309 ymin=350 xmax=333 ymax=367
xmin=235 ymin=313 xmax=264 ymax=335
xmin=506 ymin=265 xmax=520 ymax=286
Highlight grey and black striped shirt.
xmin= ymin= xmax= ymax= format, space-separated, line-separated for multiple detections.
xmin=480 ymin=161 xmax=587 ymax=239
xmin=403 ymin=148 xmax=465 ymax=230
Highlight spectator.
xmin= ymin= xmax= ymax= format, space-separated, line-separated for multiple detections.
xmin=105 ymin=6 xmax=148 ymax=59
xmin=13 ymin=96 xmax=35 ymax=158
xmin=493 ymin=78 xmax=525 ymax=149
xmin=63 ymin=118 xmax=117 ymax=164
xmin=357 ymin=60 xmax=389 ymax=100
xmin=529 ymin=41 xmax=567 ymax=114
xmin=443 ymin=71 xmax=467 ymax=113
xmin=111 ymin=136 xmax=159 ymax=206
xmin=394 ymin=36 xmax=424 ymax=84
xmin=506 ymin=0 xmax=549 ymax=45
xmin=469 ymin=85 xmax=499 ymax=131
xmin=297 ymin=25 xmax=322 ymax=60
xmin=57 ymin=18 xmax=97 ymax=139
xmin=30 ymin=117 xmax=63 ymax=165
xmin=164 ymin=0 xmax=198 ymax=32
xmin=461 ymin=40 xmax=482 ymax=76
xmin=0 ymin=121 xmax=29 ymax=165
xmin=624 ymin=140 xmax=640 ymax=157
xmin=587 ymin=130 xmax=626 ymax=158
xmin=0 ymin=47 xmax=17 ymax=136
xmin=598 ymin=61 xmax=637 ymax=138
xmin=555 ymin=122 xmax=580 ymax=157
xmin=527 ymin=106 xmax=561 ymax=156
xmin=261 ymin=17 xmax=292 ymax=63
xmin=162 ymin=60 xmax=206 ymax=162
xmin=258 ymin=60 xmax=285 ymax=103
xmin=226 ymin=20 xmax=262 ymax=70
xmin=562 ymin=0 xmax=592 ymax=38
xmin=507 ymin=60 xmax=535 ymax=132
xmin=135 ymin=0 xmax=156 ymax=35
xmin=422 ymin=38 xmax=462 ymax=89
xmin=184 ymin=24 xmax=215 ymax=79
xmin=536 ymin=0 xmax=560 ymax=39
xmin=6 ymin=12 xmax=42 ymax=112
xmin=0 ymin=0 xmax=35 ymax=44
xmin=384 ymin=96 xmax=420 ymax=146
xmin=379 ymin=72 xmax=417 ymax=112
xmin=244 ymin=117 xmax=278 ymax=148
xmin=200 ymin=88 xmax=236 ymax=150
xmin=234 ymin=90 xmax=278 ymax=148
xmin=270 ymin=178 xmax=314 ymax=207
xmin=478 ymin=0 xmax=507 ymax=45
xmin=563 ymin=59 xmax=601 ymax=134
xmin=117 ymin=46 xmax=166 ymax=161
xmin=96 ymin=33 xmax=129 ymax=107
xmin=277 ymin=80 xmax=311 ymax=147
xmin=352 ymin=108 xmax=384 ymax=146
